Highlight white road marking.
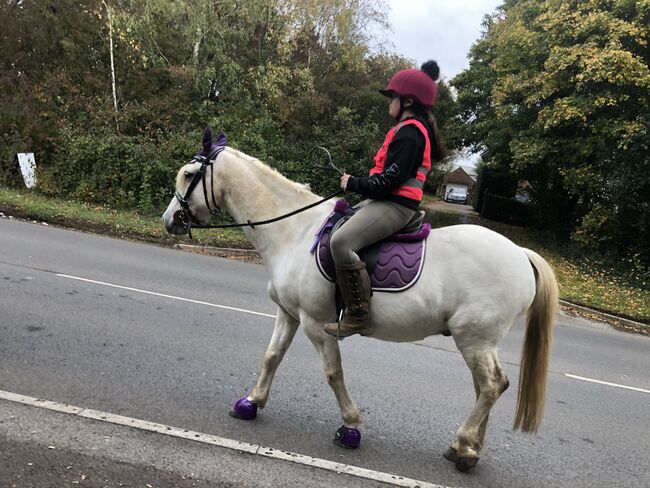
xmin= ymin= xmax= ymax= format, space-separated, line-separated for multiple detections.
xmin=565 ymin=373 xmax=650 ymax=394
xmin=0 ymin=389 xmax=455 ymax=488
xmin=56 ymin=273 xmax=277 ymax=319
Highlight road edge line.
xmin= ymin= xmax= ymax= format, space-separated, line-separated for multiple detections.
xmin=0 ymin=389 xmax=452 ymax=488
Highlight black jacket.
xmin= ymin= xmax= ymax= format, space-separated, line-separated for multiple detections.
xmin=346 ymin=115 xmax=433 ymax=210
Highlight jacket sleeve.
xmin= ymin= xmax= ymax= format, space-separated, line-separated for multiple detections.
xmin=346 ymin=126 xmax=422 ymax=199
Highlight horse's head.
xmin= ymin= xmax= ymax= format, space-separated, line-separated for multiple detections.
xmin=162 ymin=126 xmax=227 ymax=236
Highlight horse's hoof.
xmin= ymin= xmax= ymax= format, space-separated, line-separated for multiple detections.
xmin=443 ymin=447 xmax=458 ymax=463
xmin=229 ymin=397 xmax=258 ymax=420
xmin=444 ymin=447 xmax=479 ymax=472
xmin=333 ymin=425 xmax=361 ymax=449
xmin=455 ymin=455 xmax=479 ymax=472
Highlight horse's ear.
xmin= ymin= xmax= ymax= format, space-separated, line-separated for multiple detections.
xmin=202 ymin=126 xmax=213 ymax=152
xmin=215 ymin=132 xmax=227 ymax=147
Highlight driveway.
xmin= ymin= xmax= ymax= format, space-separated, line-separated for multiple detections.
xmin=424 ymin=199 xmax=477 ymax=215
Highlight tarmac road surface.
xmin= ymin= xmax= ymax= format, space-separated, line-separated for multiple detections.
xmin=1 ymin=217 xmax=649 ymax=488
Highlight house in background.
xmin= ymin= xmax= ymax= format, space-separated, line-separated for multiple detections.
xmin=438 ymin=166 xmax=477 ymax=201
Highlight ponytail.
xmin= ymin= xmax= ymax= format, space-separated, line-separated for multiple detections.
xmin=411 ymin=103 xmax=446 ymax=163
xmin=419 ymin=60 xmax=446 ymax=162
xmin=427 ymin=112 xmax=446 ymax=163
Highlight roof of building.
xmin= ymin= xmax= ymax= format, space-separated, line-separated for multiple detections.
xmin=443 ymin=166 xmax=476 ymax=186
xmin=457 ymin=165 xmax=478 ymax=179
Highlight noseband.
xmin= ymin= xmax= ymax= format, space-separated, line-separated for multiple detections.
xmin=173 ymin=147 xmax=225 ymax=238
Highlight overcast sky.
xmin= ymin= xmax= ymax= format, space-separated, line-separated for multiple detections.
xmin=374 ymin=0 xmax=504 ymax=166
xmin=380 ymin=0 xmax=503 ymax=81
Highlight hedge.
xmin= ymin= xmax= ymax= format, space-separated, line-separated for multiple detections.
xmin=481 ymin=192 xmax=534 ymax=227
xmin=472 ymin=166 xmax=518 ymax=213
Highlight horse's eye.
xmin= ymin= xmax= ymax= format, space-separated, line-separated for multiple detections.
xmin=184 ymin=171 xmax=194 ymax=178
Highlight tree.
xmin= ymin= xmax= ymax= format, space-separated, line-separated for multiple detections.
xmin=453 ymin=0 xmax=650 ymax=261
xmin=1 ymin=0 xmax=460 ymax=212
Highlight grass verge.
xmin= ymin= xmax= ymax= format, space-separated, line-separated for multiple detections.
xmin=0 ymin=187 xmax=248 ymax=249
xmin=1 ymin=186 xmax=648 ymax=324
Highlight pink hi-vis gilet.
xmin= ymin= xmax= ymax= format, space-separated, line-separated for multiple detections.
xmin=369 ymin=119 xmax=431 ymax=202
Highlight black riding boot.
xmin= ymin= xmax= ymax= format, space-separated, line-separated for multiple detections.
xmin=323 ymin=261 xmax=373 ymax=339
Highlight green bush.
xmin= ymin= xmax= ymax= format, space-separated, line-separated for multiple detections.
xmin=37 ymin=129 xmax=196 ymax=214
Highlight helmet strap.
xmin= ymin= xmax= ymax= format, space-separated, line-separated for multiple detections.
xmin=395 ymin=97 xmax=405 ymax=122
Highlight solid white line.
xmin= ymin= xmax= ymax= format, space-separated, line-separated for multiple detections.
xmin=0 ymin=390 xmax=454 ymax=488
xmin=56 ymin=273 xmax=277 ymax=319
xmin=564 ymin=374 xmax=650 ymax=394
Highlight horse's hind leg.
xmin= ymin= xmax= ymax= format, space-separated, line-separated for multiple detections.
xmin=474 ymin=360 xmax=508 ymax=449
xmin=446 ymin=347 xmax=509 ymax=471
xmin=231 ymin=307 xmax=299 ymax=419
xmin=302 ymin=321 xmax=363 ymax=448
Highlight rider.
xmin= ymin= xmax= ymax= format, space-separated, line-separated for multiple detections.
xmin=323 ymin=60 xmax=445 ymax=338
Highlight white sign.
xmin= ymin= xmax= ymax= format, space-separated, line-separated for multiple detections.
xmin=16 ymin=153 xmax=37 ymax=189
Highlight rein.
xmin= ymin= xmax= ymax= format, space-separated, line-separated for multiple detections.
xmin=173 ymin=149 xmax=343 ymax=239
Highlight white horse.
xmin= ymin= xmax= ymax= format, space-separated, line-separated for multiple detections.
xmin=162 ymin=134 xmax=559 ymax=472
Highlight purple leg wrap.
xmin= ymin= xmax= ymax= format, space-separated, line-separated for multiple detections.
xmin=334 ymin=425 xmax=361 ymax=449
xmin=229 ymin=397 xmax=258 ymax=420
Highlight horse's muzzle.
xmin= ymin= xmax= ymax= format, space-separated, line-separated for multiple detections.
xmin=164 ymin=210 xmax=190 ymax=235
xmin=173 ymin=210 xmax=190 ymax=228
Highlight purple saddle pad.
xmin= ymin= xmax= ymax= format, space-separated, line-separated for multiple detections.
xmin=313 ymin=204 xmax=430 ymax=292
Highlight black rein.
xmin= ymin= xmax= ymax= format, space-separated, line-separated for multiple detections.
xmin=173 ymin=149 xmax=343 ymax=239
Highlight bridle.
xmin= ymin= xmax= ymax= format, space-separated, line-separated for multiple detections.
xmin=173 ymin=147 xmax=225 ymax=239
xmin=172 ymin=146 xmax=343 ymax=239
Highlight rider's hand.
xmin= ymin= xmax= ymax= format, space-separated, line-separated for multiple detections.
xmin=340 ymin=173 xmax=351 ymax=191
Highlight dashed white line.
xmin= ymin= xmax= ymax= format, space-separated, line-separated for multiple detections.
xmin=56 ymin=273 xmax=277 ymax=319
xmin=0 ymin=389 xmax=454 ymax=488
xmin=565 ymin=373 xmax=649 ymax=394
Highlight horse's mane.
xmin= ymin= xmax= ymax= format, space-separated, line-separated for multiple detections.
xmin=225 ymin=147 xmax=313 ymax=196
xmin=175 ymin=146 xmax=316 ymax=206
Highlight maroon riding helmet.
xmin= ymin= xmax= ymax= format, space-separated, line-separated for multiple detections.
xmin=379 ymin=61 xmax=439 ymax=108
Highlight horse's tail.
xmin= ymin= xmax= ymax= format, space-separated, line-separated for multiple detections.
xmin=514 ymin=248 xmax=559 ymax=433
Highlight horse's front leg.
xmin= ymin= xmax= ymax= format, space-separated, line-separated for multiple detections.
xmin=302 ymin=320 xmax=363 ymax=449
xmin=230 ymin=307 xmax=299 ymax=420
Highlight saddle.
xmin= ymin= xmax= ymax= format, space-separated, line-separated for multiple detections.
xmin=311 ymin=200 xmax=430 ymax=292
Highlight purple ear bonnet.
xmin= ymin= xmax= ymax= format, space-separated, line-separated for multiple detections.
xmin=199 ymin=126 xmax=228 ymax=158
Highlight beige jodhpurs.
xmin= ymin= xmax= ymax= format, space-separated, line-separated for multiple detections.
xmin=330 ymin=199 xmax=416 ymax=266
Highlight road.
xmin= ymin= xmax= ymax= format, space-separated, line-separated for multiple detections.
xmin=1 ymin=217 xmax=649 ymax=488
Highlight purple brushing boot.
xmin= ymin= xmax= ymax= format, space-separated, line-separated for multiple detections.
xmin=229 ymin=397 xmax=258 ymax=420
xmin=334 ymin=425 xmax=361 ymax=449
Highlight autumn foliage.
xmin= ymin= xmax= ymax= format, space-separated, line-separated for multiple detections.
xmin=1 ymin=0 xmax=648 ymax=268
xmin=453 ymin=0 xmax=649 ymax=263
